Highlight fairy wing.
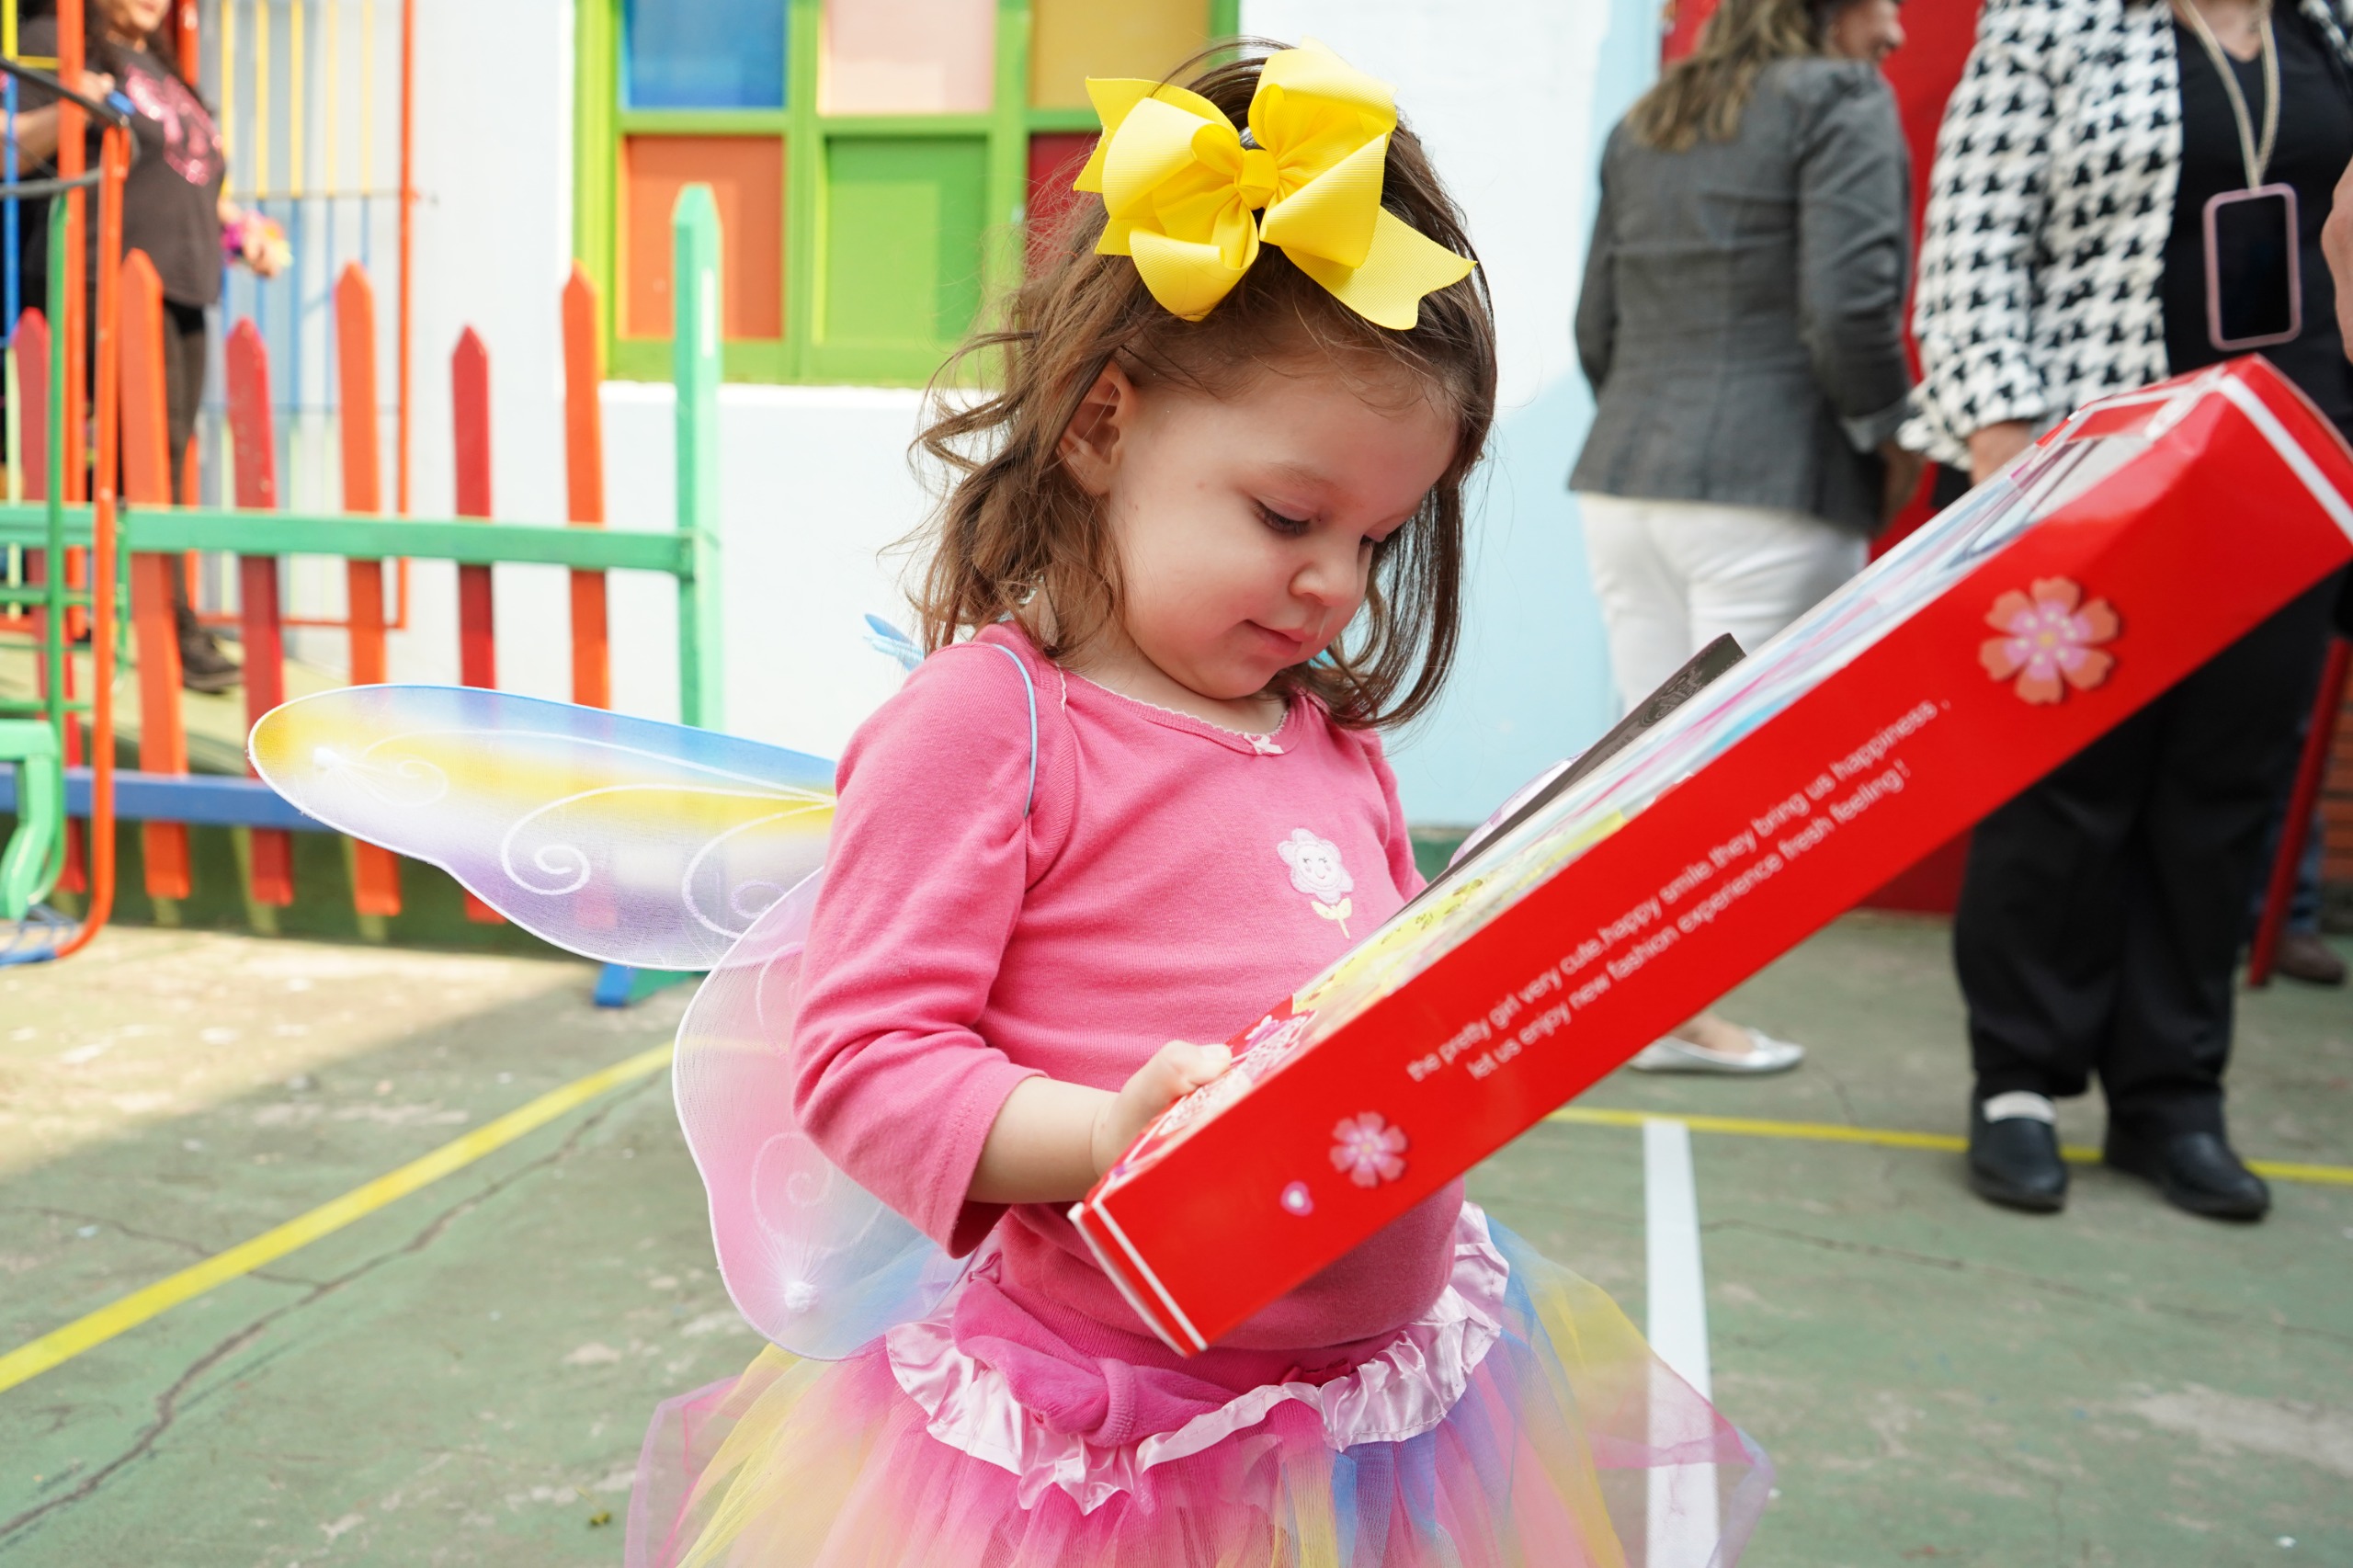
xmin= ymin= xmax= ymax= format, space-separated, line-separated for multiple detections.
xmin=249 ymin=684 xmax=835 ymax=971
xmin=252 ymin=680 xmax=966 ymax=1355
xmin=675 ymin=869 xmax=969 ymax=1356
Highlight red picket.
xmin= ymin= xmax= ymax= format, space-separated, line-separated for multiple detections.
xmin=561 ymin=265 xmax=610 ymax=709
xmin=449 ymin=325 xmax=501 ymax=926
xmin=11 ymin=309 xmax=82 ymax=892
xmin=15 ymin=308 xmax=46 ymax=505
xmin=226 ymin=318 xmax=293 ymax=906
xmin=450 ymin=326 xmax=495 ymax=686
xmin=57 ymin=20 xmax=86 ymax=644
xmin=119 ymin=250 xmax=191 ymax=901
xmin=334 ymin=264 xmax=401 ymax=917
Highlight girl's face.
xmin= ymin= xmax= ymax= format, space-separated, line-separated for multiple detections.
xmin=1059 ymin=354 xmax=1458 ymax=712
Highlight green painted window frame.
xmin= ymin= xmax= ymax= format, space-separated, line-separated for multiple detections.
xmin=574 ymin=0 xmax=1242 ymax=387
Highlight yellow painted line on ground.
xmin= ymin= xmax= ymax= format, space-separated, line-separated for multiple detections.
xmin=6 ymin=1053 xmax=2339 ymax=1400
xmin=0 ymin=1041 xmax=676 ymax=1397
xmin=1546 ymin=1106 xmax=2353 ymax=1186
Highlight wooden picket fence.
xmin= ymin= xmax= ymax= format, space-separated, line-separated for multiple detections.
xmin=0 ymin=186 xmax=728 ymax=983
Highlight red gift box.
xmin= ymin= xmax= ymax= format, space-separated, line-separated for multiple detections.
xmin=1073 ymin=358 xmax=2353 ymax=1356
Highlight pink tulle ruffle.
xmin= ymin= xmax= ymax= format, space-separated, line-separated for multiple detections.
xmin=629 ymin=1208 xmax=1769 ymax=1568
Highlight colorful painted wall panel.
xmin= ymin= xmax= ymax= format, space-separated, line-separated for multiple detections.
xmin=818 ymin=0 xmax=996 ymax=115
xmin=624 ymin=0 xmax=788 ymax=108
xmin=821 ymin=136 xmax=988 ymax=349
xmin=1031 ymin=0 xmax=1213 ymax=108
xmin=1025 ymin=131 xmax=1097 ymax=268
xmin=621 ymin=135 xmax=787 ymax=340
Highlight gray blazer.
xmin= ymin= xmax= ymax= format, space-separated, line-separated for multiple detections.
xmin=1571 ymin=58 xmax=1915 ymax=535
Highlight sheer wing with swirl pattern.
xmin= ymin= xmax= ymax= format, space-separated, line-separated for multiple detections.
xmin=250 ymin=683 xmax=965 ymax=1357
xmin=249 ymin=684 xmax=834 ymax=971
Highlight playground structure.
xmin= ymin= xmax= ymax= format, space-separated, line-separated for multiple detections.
xmin=0 ymin=167 xmax=728 ymax=994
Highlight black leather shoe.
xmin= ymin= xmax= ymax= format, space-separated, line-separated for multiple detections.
xmin=1967 ymin=1100 xmax=2068 ymax=1212
xmin=2105 ymin=1128 xmax=2270 ymax=1221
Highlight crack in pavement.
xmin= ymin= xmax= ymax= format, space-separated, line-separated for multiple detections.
xmin=1711 ymin=1218 xmax=2353 ymax=1348
xmin=0 ymin=1206 xmax=319 ymax=1287
xmin=0 ymin=1074 xmax=665 ymax=1551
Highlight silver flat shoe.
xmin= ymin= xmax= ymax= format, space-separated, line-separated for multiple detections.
xmin=1628 ymin=1030 xmax=1805 ymax=1075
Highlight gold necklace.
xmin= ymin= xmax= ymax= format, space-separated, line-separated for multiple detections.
xmin=2175 ymin=0 xmax=2282 ymax=188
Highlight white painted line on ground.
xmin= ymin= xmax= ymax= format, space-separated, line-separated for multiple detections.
xmin=1645 ymin=1117 xmax=1721 ymax=1563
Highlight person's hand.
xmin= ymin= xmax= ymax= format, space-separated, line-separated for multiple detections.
xmin=1879 ymin=437 xmax=1927 ymax=524
xmin=239 ymin=220 xmax=284 ymax=278
xmin=1090 ymin=1040 xmax=1231 ymax=1176
xmin=219 ymin=199 xmax=287 ymax=278
xmin=74 ymin=70 xmax=114 ymax=102
xmin=1968 ymin=420 xmax=2036 ymax=486
xmin=2324 ymin=154 xmax=2353 ymax=358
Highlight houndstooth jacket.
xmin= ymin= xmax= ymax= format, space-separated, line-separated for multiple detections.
xmin=1905 ymin=0 xmax=2353 ymax=465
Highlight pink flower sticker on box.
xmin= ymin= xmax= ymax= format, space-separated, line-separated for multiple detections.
xmin=1329 ymin=1112 xmax=1407 ymax=1187
xmin=1979 ymin=577 xmax=2120 ymax=704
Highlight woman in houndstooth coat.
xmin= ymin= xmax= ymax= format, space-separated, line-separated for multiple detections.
xmin=1910 ymin=0 xmax=2353 ymax=1221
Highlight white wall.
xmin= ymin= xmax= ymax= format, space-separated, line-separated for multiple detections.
xmin=371 ymin=0 xmax=577 ymax=699
xmin=595 ymin=384 xmax=926 ymax=752
xmin=369 ymin=0 xmax=1654 ymax=804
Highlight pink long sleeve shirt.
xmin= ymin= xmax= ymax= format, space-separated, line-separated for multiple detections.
xmin=791 ymin=626 xmax=1463 ymax=1352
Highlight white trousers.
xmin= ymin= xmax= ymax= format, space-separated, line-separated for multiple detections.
xmin=1578 ymin=494 xmax=1866 ymax=710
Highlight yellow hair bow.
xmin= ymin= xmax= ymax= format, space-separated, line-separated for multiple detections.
xmin=1074 ymin=44 xmax=1475 ymax=330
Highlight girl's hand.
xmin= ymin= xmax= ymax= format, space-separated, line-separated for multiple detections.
xmin=969 ymin=1041 xmax=1233 ymax=1205
xmin=1090 ymin=1040 xmax=1231 ymax=1176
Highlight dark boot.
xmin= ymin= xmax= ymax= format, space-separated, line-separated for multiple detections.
xmin=1967 ymin=1093 xmax=2068 ymax=1213
xmin=175 ymin=598 xmax=240 ymax=694
xmin=2105 ymin=1123 xmax=2270 ymax=1221
xmin=2273 ymin=929 xmax=2347 ymax=987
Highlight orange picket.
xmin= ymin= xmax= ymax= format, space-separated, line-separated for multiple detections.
xmin=119 ymin=251 xmax=191 ymax=902
xmin=561 ymin=264 xmax=611 ymax=709
xmin=334 ymin=264 xmax=402 ymax=918
xmin=226 ymin=318 xmax=294 ymax=906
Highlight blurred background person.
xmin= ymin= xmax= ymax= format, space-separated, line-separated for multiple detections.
xmin=1909 ymin=0 xmax=2353 ymax=1221
xmin=1573 ymin=0 xmax=1918 ymax=1076
xmin=14 ymin=0 xmax=281 ymax=693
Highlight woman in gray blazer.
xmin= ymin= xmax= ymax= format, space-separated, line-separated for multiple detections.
xmin=1573 ymin=0 xmax=1916 ymax=1074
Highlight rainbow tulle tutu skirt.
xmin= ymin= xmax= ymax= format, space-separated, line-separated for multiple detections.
xmin=627 ymin=1206 xmax=1768 ymax=1566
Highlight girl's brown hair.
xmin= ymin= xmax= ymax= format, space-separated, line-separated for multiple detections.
xmin=908 ymin=41 xmax=1496 ymax=731
xmin=1629 ymin=0 xmax=1841 ymax=152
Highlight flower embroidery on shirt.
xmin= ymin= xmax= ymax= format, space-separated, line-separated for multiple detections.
xmin=1278 ymin=827 xmax=1355 ymax=937
xmin=1979 ymin=578 xmax=2119 ymax=705
xmin=1330 ymin=1112 xmax=1407 ymax=1187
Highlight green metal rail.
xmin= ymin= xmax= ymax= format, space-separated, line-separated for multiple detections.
xmin=0 ymin=504 xmax=705 ymax=574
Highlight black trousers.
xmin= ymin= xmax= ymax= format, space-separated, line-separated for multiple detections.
xmin=1954 ymin=576 xmax=2338 ymax=1138
xmin=159 ymin=298 xmax=206 ymax=499
xmin=157 ymin=301 xmax=206 ymax=627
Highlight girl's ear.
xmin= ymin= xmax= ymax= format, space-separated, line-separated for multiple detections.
xmin=1057 ymin=362 xmax=1139 ymax=497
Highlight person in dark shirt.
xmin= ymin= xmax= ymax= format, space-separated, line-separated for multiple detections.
xmin=13 ymin=0 xmax=280 ymax=691
xmin=1917 ymin=0 xmax=2353 ymax=1224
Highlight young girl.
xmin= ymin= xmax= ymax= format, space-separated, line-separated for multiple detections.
xmin=629 ymin=44 xmax=1767 ymax=1567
